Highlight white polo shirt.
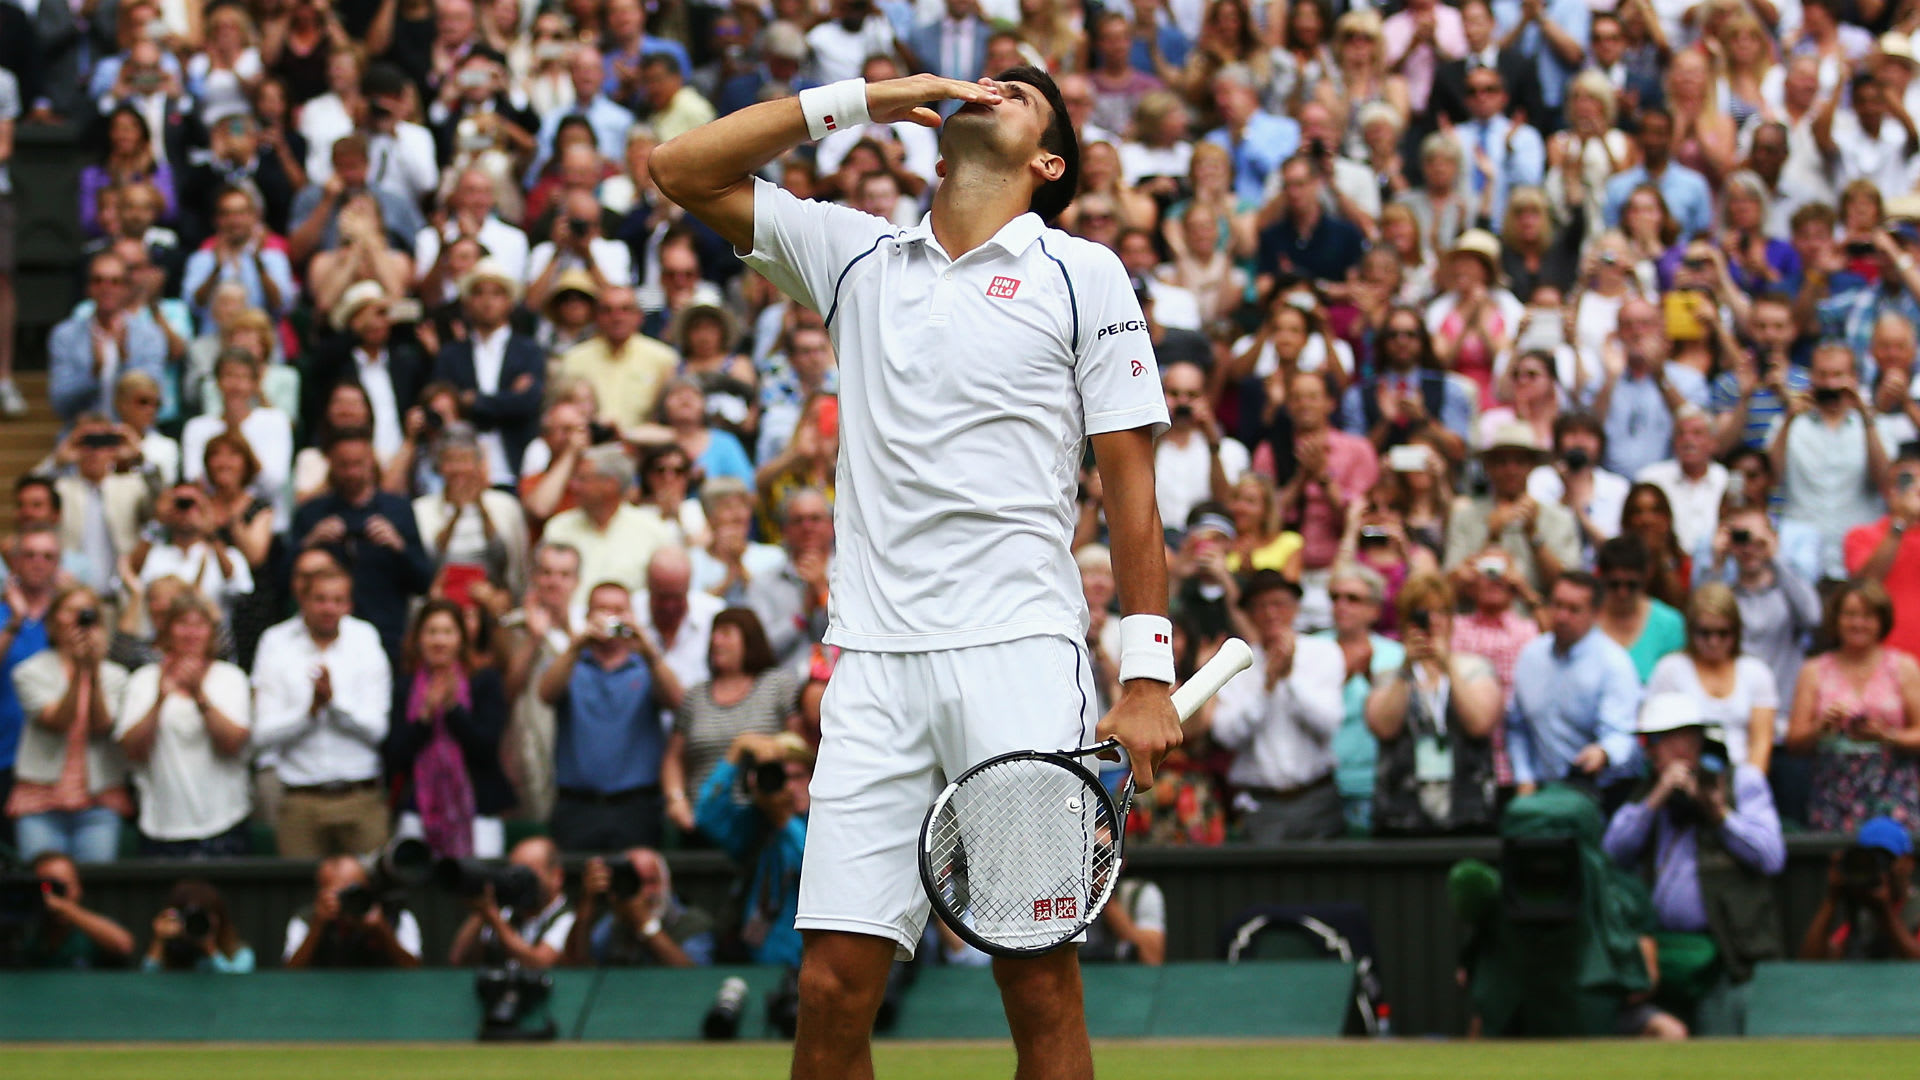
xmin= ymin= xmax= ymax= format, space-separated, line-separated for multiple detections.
xmin=743 ymin=178 xmax=1169 ymax=653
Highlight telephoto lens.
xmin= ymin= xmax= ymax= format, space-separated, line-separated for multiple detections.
xmin=703 ymin=976 xmax=749 ymax=1040
xmin=609 ymin=862 xmax=643 ymax=900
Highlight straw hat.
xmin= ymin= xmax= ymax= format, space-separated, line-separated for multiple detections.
xmin=457 ymin=258 xmax=521 ymax=303
xmin=329 ymin=279 xmax=389 ymax=331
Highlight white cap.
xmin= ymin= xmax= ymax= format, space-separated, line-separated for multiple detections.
xmin=1638 ymin=691 xmax=1717 ymax=738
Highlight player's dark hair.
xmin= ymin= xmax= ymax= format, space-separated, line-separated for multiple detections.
xmin=995 ymin=65 xmax=1080 ymax=224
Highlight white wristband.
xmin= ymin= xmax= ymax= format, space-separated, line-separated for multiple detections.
xmin=798 ymin=79 xmax=871 ymax=142
xmin=1117 ymin=614 xmax=1176 ymax=685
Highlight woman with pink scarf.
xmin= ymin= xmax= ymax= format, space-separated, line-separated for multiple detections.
xmin=384 ymin=599 xmax=513 ymax=857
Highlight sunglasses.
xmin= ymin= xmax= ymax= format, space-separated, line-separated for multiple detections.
xmin=1693 ymin=626 xmax=1734 ymax=640
xmin=648 ymin=463 xmax=689 ymax=475
xmin=1604 ymin=577 xmax=1644 ymax=593
xmin=1468 ymin=85 xmax=1503 ymax=96
xmin=1329 ymin=591 xmax=1375 ymax=604
xmin=1384 ymin=327 xmax=1421 ymax=339
xmin=91 ymin=275 xmax=128 ymax=285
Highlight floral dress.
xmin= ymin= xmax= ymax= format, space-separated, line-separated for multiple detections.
xmin=1806 ymin=651 xmax=1920 ymax=834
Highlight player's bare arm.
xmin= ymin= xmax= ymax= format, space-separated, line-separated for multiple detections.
xmin=1090 ymin=426 xmax=1181 ymax=790
xmin=650 ymin=74 xmax=1005 ymax=252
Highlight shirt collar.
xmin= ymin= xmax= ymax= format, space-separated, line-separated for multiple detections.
xmin=898 ymin=211 xmax=1048 ymax=260
xmin=475 ymin=324 xmax=511 ymax=352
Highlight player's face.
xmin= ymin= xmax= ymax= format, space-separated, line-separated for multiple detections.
xmin=942 ymin=77 xmax=1061 ymax=181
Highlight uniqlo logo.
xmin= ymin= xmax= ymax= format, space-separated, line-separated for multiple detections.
xmin=1154 ymin=633 xmax=1169 ymax=644
xmin=1033 ymin=898 xmax=1053 ymax=922
xmin=987 ymin=276 xmax=1022 ymax=299
xmin=1055 ymin=896 xmax=1078 ymax=921
xmin=822 ymin=115 xmax=838 ymax=131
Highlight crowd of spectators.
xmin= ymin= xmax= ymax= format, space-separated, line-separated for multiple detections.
xmin=0 ymin=0 xmax=1918 ymax=1013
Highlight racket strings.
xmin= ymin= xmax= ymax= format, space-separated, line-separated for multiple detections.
xmin=926 ymin=757 xmax=1121 ymax=951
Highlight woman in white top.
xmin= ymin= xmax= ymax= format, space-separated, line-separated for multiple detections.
xmin=113 ymin=591 xmax=253 ymax=854
xmin=1570 ymin=230 xmax=1641 ymax=384
xmin=1646 ymin=583 xmax=1779 ymax=771
xmin=182 ymin=349 xmax=294 ymax=528
xmin=690 ymin=478 xmax=788 ymax=605
xmin=185 ymin=5 xmax=264 ymax=126
xmin=1545 ymin=71 xmax=1635 ymax=235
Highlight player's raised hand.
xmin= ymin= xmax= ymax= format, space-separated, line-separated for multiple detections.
xmin=1095 ymin=681 xmax=1181 ymax=792
xmin=865 ymin=74 xmax=1003 ymax=129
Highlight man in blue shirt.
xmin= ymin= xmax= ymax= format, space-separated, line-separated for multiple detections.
xmin=1502 ymin=0 xmax=1589 ymax=127
xmin=530 ymin=46 xmax=640 ymax=180
xmin=538 ymin=581 xmax=686 ymax=851
xmin=0 ymin=523 xmax=59 ymax=829
xmin=697 ymin=731 xmax=809 ymax=968
xmin=1506 ymin=571 xmax=1642 ymax=796
xmin=1203 ymin=65 xmax=1299 ymax=205
xmin=1594 ymin=296 xmax=1709 ymax=479
xmin=1602 ymin=108 xmax=1713 ymax=239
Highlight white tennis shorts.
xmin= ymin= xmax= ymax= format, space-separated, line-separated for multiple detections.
xmin=796 ymin=634 xmax=1097 ymax=958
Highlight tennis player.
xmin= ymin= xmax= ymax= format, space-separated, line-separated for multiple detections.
xmin=653 ymin=69 xmax=1181 ymax=1080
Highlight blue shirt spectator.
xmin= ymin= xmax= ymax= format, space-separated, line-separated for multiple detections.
xmin=0 ymin=586 xmax=53 ymax=781
xmin=1603 ymin=161 xmax=1714 ymax=239
xmin=530 ymin=47 xmax=639 ymax=182
xmin=48 ymin=255 xmax=170 ymax=425
xmin=1711 ymin=365 xmax=1810 ymax=452
xmin=556 ymin=651 xmax=662 ymax=793
xmin=179 ymin=243 xmax=297 ymax=331
xmin=1498 ymin=0 xmax=1590 ymax=112
xmin=1601 ymin=363 xmax=1708 ymax=480
xmin=697 ymin=751 xmax=805 ymax=968
xmin=1204 ymin=68 xmax=1300 ymax=204
xmin=1506 ymin=587 xmax=1642 ymax=789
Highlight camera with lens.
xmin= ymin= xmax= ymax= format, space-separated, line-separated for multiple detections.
xmin=1812 ymin=386 xmax=1845 ymax=407
xmin=1358 ymin=525 xmax=1392 ymax=548
xmin=737 ymin=752 xmax=789 ymax=799
xmin=1840 ymin=845 xmax=1894 ymax=902
xmin=474 ymin=965 xmax=556 ymax=1041
xmin=178 ymin=904 xmax=214 ymax=941
xmin=1170 ymin=403 xmax=1194 ymax=424
xmin=436 ymin=857 xmax=543 ymax=913
xmin=1561 ymin=446 xmax=1590 ymax=472
xmin=603 ymin=619 xmax=638 ymax=640
xmin=1729 ymin=527 xmax=1753 ymax=546
xmin=608 ymin=861 xmax=644 ymax=900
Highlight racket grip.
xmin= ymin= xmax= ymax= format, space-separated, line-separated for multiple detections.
xmin=1171 ymin=637 xmax=1254 ymax=722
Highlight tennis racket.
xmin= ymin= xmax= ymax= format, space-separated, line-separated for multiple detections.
xmin=918 ymin=637 xmax=1255 ymax=957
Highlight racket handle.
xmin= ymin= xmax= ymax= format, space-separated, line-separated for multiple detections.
xmin=1172 ymin=637 xmax=1254 ymax=722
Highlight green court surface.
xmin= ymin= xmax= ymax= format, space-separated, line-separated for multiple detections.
xmin=3 ymin=1040 xmax=1916 ymax=1080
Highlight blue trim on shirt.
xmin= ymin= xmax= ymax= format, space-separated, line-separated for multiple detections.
xmin=1037 ymin=237 xmax=1079 ymax=352
xmin=823 ymin=234 xmax=895 ymax=329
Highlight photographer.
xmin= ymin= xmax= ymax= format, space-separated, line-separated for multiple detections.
xmin=133 ymin=482 xmax=254 ymax=628
xmin=697 ymin=731 xmax=809 ymax=967
xmin=6 ymin=584 xmax=131 ymax=863
xmin=140 ymin=879 xmax=254 ymax=973
xmin=537 ymin=581 xmax=683 ymax=851
xmin=1799 ymin=817 xmax=1920 ymax=961
xmin=5 ymin=853 xmax=134 ymax=968
xmin=448 ymin=837 xmax=574 ymax=968
xmin=563 ymin=847 xmax=714 ymax=967
xmin=1604 ymin=693 xmax=1786 ymax=998
xmin=282 ymin=855 xmax=423 ymax=969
